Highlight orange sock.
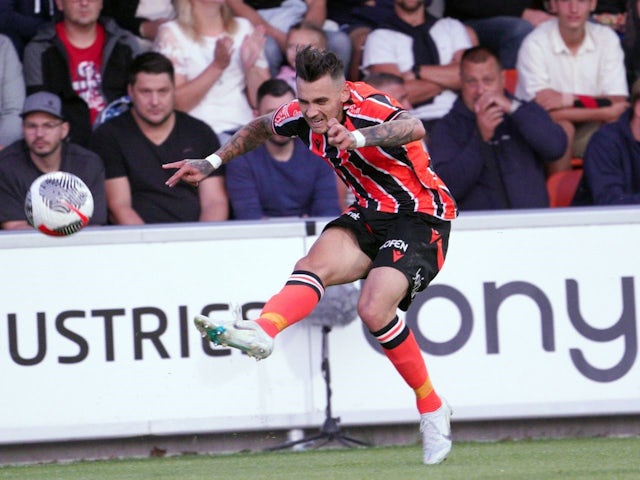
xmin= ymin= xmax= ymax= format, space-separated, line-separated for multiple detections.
xmin=372 ymin=316 xmax=442 ymax=414
xmin=256 ymin=270 xmax=324 ymax=337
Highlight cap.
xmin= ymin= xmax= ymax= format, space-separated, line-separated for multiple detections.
xmin=21 ymin=91 xmax=64 ymax=120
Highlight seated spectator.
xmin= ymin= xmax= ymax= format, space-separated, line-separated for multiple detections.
xmin=361 ymin=0 xmax=477 ymax=143
xmin=326 ymin=0 xmax=395 ymax=80
xmin=23 ymin=0 xmax=142 ymax=147
xmin=0 ymin=0 xmax=59 ymax=58
xmin=444 ymin=0 xmax=553 ymax=69
xmin=228 ymin=0 xmax=352 ymax=78
xmin=363 ymin=71 xmax=413 ymax=110
xmin=277 ymin=21 xmax=327 ymax=92
xmin=624 ymin=0 xmax=640 ymax=86
xmin=226 ymin=78 xmax=341 ymax=220
xmin=154 ymin=0 xmax=270 ymax=145
xmin=579 ymin=79 xmax=640 ymax=205
xmin=0 ymin=91 xmax=107 ymax=229
xmin=89 ymin=52 xmax=227 ymax=224
xmin=0 ymin=33 xmax=25 ymax=149
xmin=429 ymin=47 xmax=567 ymax=211
xmin=515 ymin=0 xmax=629 ymax=174
xmin=102 ymin=0 xmax=175 ymax=50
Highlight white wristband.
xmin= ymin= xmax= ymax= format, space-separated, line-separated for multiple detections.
xmin=205 ymin=153 xmax=222 ymax=170
xmin=352 ymin=129 xmax=366 ymax=148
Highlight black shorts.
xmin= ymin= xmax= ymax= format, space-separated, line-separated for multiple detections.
xmin=324 ymin=205 xmax=451 ymax=311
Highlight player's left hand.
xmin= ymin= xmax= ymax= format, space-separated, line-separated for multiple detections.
xmin=163 ymin=159 xmax=213 ymax=188
xmin=327 ymin=118 xmax=357 ymax=150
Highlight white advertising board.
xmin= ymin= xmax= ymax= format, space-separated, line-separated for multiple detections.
xmin=0 ymin=209 xmax=638 ymax=444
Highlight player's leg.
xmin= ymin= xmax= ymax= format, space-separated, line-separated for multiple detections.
xmin=195 ymin=226 xmax=371 ymax=359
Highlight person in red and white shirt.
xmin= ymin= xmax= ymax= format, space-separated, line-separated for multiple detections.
xmin=165 ymin=46 xmax=457 ymax=466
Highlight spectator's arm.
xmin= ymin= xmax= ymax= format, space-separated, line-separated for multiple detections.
xmin=510 ymin=101 xmax=567 ymax=161
xmin=198 ymin=176 xmax=229 ymax=221
xmin=304 ymin=0 xmax=327 ymax=28
xmin=104 ymin=177 xmax=144 ymax=225
xmin=227 ymin=0 xmax=288 ymax=51
xmin=1 ymin=220 xmax=30 ymax=230
xmin=0 ymin=37 xmax=24 ymax=147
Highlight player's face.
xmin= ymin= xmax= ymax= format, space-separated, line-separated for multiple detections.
xmin=550 ymin=0 xmax=596 ymax=31
xmin=56 ymin=0 xmax=102 ymax=27
xmin=460 ymin=58 xmax=504 ymax=111
xmin=296 ymin=74 xmax=350 ymax=134
xmin=260 ymin=92 xmax=295 ymax=147
xmin=23 ymin=112 xmax=69 ymax=158
xmin=285 ymin=29 xmax=327 ymax=68
xmin=128 ymin=72 xmax=175 ymax=127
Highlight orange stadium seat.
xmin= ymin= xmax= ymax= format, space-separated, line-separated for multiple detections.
xmin=547 ymin=169 xmax=583 ymax=207
xmin=504 ymin=69 xmax=518 ymax=95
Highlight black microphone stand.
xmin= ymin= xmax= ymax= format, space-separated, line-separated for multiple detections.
xmin=265 ymin=323 xmax=370 ymax=451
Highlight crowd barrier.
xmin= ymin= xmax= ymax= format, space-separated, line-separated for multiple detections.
xmin=1 ymin=206 xmax=639 ymax=445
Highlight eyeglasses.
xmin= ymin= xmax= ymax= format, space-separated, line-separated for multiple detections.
xmin=23 ymin=121 xmax=64 ymax=133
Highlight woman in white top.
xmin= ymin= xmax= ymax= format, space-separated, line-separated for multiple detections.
xmin=154 ymin=0 xmax=270 ymax=142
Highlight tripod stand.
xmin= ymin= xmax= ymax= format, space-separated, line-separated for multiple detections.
xmin=266 ymin=325 xmax=370 ymax=451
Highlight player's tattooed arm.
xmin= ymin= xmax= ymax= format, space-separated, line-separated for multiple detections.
xmin=217 ymin=114 xmax=274 ymax=163
xmin=361 ymin=112 xmax=425 ymax=147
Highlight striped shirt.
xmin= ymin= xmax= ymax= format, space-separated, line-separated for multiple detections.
xmin=272 ymin=81 xmax=458 ymax=220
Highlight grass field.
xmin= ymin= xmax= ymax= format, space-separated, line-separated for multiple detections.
xmin=1 ymin=437 xmax=638 ymax=480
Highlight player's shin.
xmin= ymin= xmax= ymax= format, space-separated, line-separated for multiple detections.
xmin=371 ymin=315 xmax=442 ymax=413
xmin=256 ymin=270 xmax=325 ymax=337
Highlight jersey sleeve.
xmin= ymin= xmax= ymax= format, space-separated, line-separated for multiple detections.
xmin=272 ymin=100 xmax=306 ymax=138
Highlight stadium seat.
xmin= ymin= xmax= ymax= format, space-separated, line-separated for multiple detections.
xmin=547 ymin=169 xmax=583 ymax=207
xmin=504 ymin=69 xmax=518 ymax=95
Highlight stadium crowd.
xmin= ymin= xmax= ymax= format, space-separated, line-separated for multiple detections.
xmin=1 ymin=0 xmax=640 ymax=229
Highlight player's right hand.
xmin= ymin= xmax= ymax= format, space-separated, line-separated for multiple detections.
xmin=163 ymin=159 xmax=213 ymax=188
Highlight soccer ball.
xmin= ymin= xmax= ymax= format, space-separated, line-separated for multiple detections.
xmin=25 ymin=171 xmax=94 ymax=237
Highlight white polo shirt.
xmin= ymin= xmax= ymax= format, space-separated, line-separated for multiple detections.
xmin=515 ymin=18 xmax=628 ymax=100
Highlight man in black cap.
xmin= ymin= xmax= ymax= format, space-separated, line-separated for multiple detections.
xmin=0 ymin=91 xmax=107 ymax=230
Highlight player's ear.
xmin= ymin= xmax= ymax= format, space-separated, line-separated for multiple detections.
xmin=340 ymin=83 xmax=350 ymax=103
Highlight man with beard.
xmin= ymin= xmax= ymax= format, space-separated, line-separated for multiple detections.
xmin=0 ymin=91 xmax=107 ymax=229
xmin=361 ymin=0 xmax=477 ymax=143
xmin=90 ymin=51 xmax=228 ymax=224
xmin=226 ymin=78 xmax=341 ymax=219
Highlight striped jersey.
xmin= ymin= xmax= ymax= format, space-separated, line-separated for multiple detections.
xmin=271 ymin=81 xmax=458 ymax=220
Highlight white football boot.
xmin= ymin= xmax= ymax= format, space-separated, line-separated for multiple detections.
xmin=194 ymin=315 xmax=274 ymax=360
xmin=420 ymin=399 xmax=453 ymax=464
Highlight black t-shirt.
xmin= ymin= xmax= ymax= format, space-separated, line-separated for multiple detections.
xmin=89 ymin=110 xmax=221 ymax=223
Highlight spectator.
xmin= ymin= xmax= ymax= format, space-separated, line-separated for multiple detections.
xmin=102 ymin=0 xmax=175 ymax=49
xmin=444 ymin=0 xmax=553 ymax=69
xmin=89 ymin=52 xmax=227 ymax=225
xmin=515 ymin=0 xmax=629 ymax=174
xmin=228 ymin=0 xmax=352 ymax=78
xmin=23 ymin=0 xmax=142 ymax=147
xmin=0 ymin=33 xmax=25 ymax=149
xmin=0 ymin=91 xmax=107 ymax=229
xmin=326 ymin=0 xmax=395 ymax=80
xmin=0 ymin=0 xmax=60 ymax=58
xmin=624 ymin=0 xmax=640 ymax=86
xmin=277 ymin=21 xmax=327 ymax=92
xmin=361 ymin=0 xmax=477 ymax=143
xmin=154 ymin=0 xmax=269 ymax=145
xmin=226 ymin=78 xmax=340 ymax=220
xmin=579 ymin=79 xmax=640 ymax=205
xmin=362 ymin=71 xmax=413 ymax=110
xmin=429 ymin=46 xmax=567 ymax=211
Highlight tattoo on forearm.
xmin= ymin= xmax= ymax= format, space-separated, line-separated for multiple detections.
xmin=363 ymin=115 xmax=421 ymax=146
xmin=218 ymin=116 xmax=272 ymax=162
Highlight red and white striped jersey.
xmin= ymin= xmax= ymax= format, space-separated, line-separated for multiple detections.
xmin=271 ymin=81 xmax=458 ymax=220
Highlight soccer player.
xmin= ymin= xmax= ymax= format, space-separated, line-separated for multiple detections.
xmin=164 ymin=46 xmax=458 ymax=465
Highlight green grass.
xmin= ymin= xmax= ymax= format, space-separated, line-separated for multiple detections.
xmin=1 ymin=437 xmax=639 ymax=480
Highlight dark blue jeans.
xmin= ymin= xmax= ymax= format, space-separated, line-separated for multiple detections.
xmin=464 ymin=16 xmax=534 ymax=69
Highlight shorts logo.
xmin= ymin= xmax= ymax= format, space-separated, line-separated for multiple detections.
xmin=346 ymin=210 xmax=360 ymax=221
xmin=381 ymin=239 xmax=409 ymax=263
xmin=392 ymin=250 xmax=404 ymax=263
xmin=410 ymin=268 xmax=423 ymax=299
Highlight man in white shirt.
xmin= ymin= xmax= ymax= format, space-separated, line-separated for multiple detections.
xmin=361 ymin=0 xmax=476 ymax=143
xmin=515 ymin=0 xmax=629 ymax=174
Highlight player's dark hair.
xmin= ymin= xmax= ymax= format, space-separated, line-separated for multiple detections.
xmin=257 ymin=78 xmax=295 ymax=105
xmin=128 ymin=51 xmax=175 ymax=86
xmin=295 ymin=46 xmax=344 ymax=83
xmin=461 ymin=46 xmax=501 ymax=69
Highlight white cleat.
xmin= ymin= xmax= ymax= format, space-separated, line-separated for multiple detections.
xmin=420 ymin=400 xmax=453 ymax=465
xmin=194 ymin=315 xmax=274 ymax=360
